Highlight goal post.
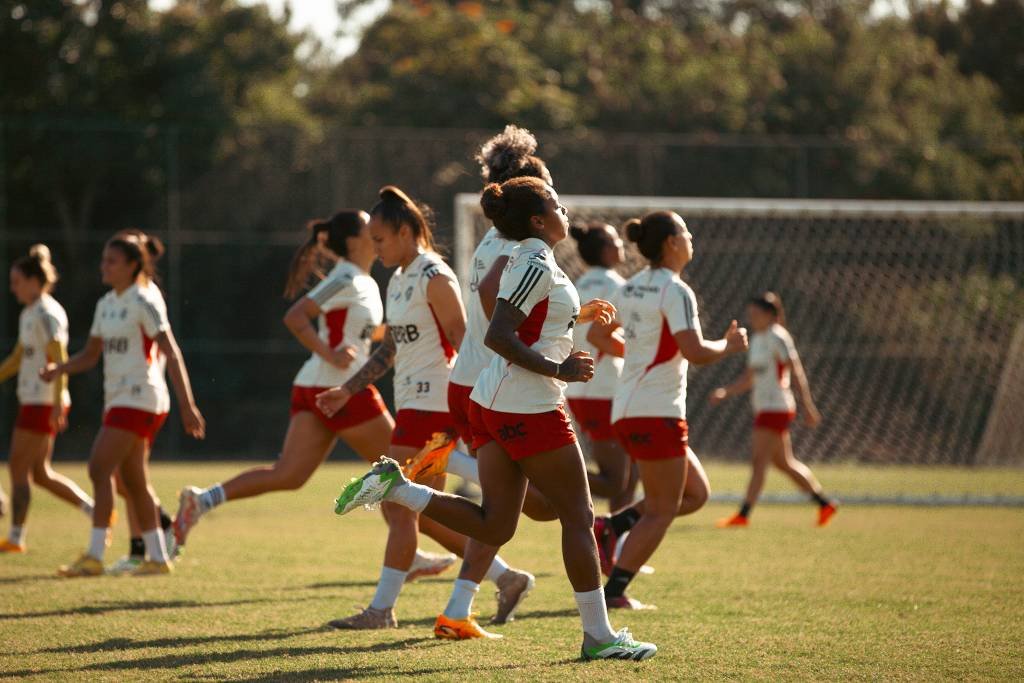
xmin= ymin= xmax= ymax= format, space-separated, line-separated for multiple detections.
xmin=454 ymin=193 xmax=1024 ymax=472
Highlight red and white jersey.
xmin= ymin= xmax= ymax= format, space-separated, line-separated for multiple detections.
xmin=612 ymin=267 xmax=701 ymax=422
xmin=386 ymin=251 xmax=458 ymax=412
xmin=449 ymin=226 xmax=518 ymax=388
xmin=89 ymin=282 xmax=171 ymax=413
xmin=565 ymin=267 xmax=624 ymax=400
xmin=749 ymin=323 xmax=797 ymax=413
xmin=471 ymin=238 xmax=581 ymax=414
xmin=16 ymin=293 xmax=71 ymax=407
xmin=294 ymin=260 xmax=384 ymax=389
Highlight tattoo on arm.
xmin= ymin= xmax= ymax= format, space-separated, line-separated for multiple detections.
xmin=342 ymin=333 xmax=396 ymax=395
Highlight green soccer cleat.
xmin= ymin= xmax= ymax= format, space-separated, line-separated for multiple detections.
xmin=334 ymin=457 xmax=406 ymax=515
xmin=581 ymin=628 xmax=658 ymax=662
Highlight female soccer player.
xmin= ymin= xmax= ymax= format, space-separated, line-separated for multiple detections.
xmin=565 ymin=223 xmax=633 ymax=506
xmin=313 ymin=187 xmax=526 ymax=630
xmin=0 ymin=245 xmax=93 ymax=553
xmin=328 ymin=177 xmax=658 ymax=661
xmin=44 ymin=231 xmax=205 ymax=576
xmin=170 ymin=211 xmax=456 ymax=578
xmin=710 ymin=292 xmax=837 ymax=527
xmin=599 ymin=211 xmax=747 ymax=609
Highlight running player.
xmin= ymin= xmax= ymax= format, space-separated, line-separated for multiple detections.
xmin=0 ymin=245 xmax=93 ymax=553
xmin=600 ymin=211 xmax=747 ymax=609
xmin=44 ymin=230 xmax=205 ymax=576
xmin=328 ymin=176 xmax=658 ymax=661
xmin=565 ymin=223 xmax=633 ymax=507
xmin=315 ymin=187 xmax=527 ymax=630
xmin=710 ymin=292 xmax=837 ymax=527
xmin=170 ymin=210 xmax=456 ymax=580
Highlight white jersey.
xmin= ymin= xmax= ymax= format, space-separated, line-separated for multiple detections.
xmin=89 ymin=282 xmax=171 ymax=413
xmin=449 ymin=227 xmax=518 ymax=388
xmin=472 ymin=238 xmax=581 ymax=414
xmin=749 ymin=323 xmax=797 ymax=413
xmin=612 ymin=267 xmax=701 ymax=422
xmin=565 ymin=267 xmax=625 ymax=400
xmin=293 ymin=260 xmax=384 ymax=388
xmin=16 ymin=294 xmax=71 ymax=407
xmin=386 ymin=251 xmax=458 ymax=412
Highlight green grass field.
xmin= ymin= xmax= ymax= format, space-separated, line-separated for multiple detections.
xmin=1 ymin=461 xmax=1023 ymax=681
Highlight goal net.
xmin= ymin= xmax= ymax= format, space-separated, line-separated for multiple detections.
xmin=455 ymin=194 xmax=1024 ymax=471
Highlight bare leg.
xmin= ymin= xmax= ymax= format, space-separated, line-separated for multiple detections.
xmin=677 ymin=449 xmax=710 ymax=516
xmin=613 ymin=457 xmax=687 ymax=574
xmin=587 ymin=438 xmax=630 ymax=499
xmin=88 ymin=427 xmax=139 ymax=529
xmin=771 ymin=430 xmax=823 ymax=496
xmin=116 ymin=438 xmax=158 ymax=533
xmin=8 ymin=429 xmax=49 ymax=527
xmin=744 ymin=428 xmax=778 ymax=507
xmin=609 ymin=460 xmax=639 ymax=511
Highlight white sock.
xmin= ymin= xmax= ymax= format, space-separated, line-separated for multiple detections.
xmin=9 ymin=526 xmax=24 ymax=546
xmin=199 ymin=484 xmax=226 ymax=513
xmin=575 ymin=588 xmax=617 ymax=643
xmin=385 ymin=481 xmax=432 ymax=513
xmin=80 ymin=500 xmax=95 ymax=517
xmin=443 ymin=578 xmax=480 ymax=620
xmin=142 ymin=528 xmax=169 ymax=563
xmin=484 ymin=555 xmax=510 ymax=584
xmin=88 ymin=527 xmax=109 ymax=561
xmin=447 ymin=450 xmax=480 ymax=484
xmin=369 ymin=566 xmax=408 ymax=610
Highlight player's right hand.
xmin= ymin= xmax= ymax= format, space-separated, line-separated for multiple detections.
xmin=724 ymin=320 xmax=749 ymax=354
xmin=709 ymin=387 xmax=728 ymax=406
xmin=316 ymin=386 xmax=351 ymax=417
xmin=556 ymin=351 xmax=594 ymax=383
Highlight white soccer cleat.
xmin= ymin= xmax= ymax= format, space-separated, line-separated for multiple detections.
xmin=106 ymin=556 xmax=143 ymax=576
xmin=334 ymin=457 xmax=407 ymax=515
xmin=581 ymin=627 xmax=658 ymax=661
xmin=172 ymin=486 xmax=204 ymax=547
xmin=406 ymin=549 xmax=458 ymax=582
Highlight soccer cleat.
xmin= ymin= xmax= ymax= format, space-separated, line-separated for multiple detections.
xmin=57 ymin=553 xmax=105 ymax=578
xmin=132 ymin=559 xmax=173 ymax=576
xmin=327 ymin=606 xmax=398 ymax=630
xmin=172 ymin=486 xmax=203 ymax=547
xmin=106 ymin=556 xmax=143 ymax=575
xmin=581 ymin=627 xmax=658 ymax=661
xmin=817 ymin=502 xmax=838 ymax=527
xmin=164 ymin=529 xmax=180 ymax=560
xmin=403 ymin=432 xmax=455 ymax=482
xmin=716 ymin=513 xmax=749 ymax=528
xmin=0 ymin=539 xmax=25 ymax=553
xmin=434 ymin=613 xmax=503 ymax=640
xmin=492 ymin=568 xmax=535 ymax=624
xmin=593 ymin=515 xmax=617 ymax=577
xmin=606 ymin=594 xmax=657 ymax=610
xmin=406 ymin=549 xmax=458 ymax=583
xmin=334 ymin=457 xmax=406 ymax=515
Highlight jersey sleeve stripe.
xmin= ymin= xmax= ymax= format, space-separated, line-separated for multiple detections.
xmin=682 ymin=289 xmax=695 ymax=324
xmin=506 ymin=265 xmax=539 ymax=306
xmin=139 ymin=298 xmax=166 ymax=329
xmin=508 ymin=266 xmax=543 ymax=309
xmin=309 ymin=278 xmax=347 ymax=305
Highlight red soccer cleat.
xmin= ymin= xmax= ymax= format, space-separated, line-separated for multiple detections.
xmin=817 ymin=502 xmax=838 ymax=527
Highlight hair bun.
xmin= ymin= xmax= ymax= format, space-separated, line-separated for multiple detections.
xmin=624 ymin=218 xmax=644 ymax=243
xmin=479 ymin=183 xmax=509 ymax=221
xmin=28 ymin=244 xmax=52 ymax=263
xmin=569 ymin=225 xmax=587 ymax=241
xmin=379 ymin=185 xmax=412 ymax=204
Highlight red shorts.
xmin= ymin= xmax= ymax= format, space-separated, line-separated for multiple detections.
xmin=15 ymin=404 xmax=68 ymax=436
xmin=567 ymin=398 xmax=615 ymax=441
xmin=447 ymin=382 xmax=474 ymax=447
xmin=468 ymin=400 xmax=577 ymax=461
xmin=614 ymin=417 xmax=689 ymax=461
xmin=291 ymin=385 xmax=389 ymax=433
xmin=103 ymin=407 xmax=168 ymax=444
xmin=392 ymin=409 xmax=456 ymax=449
xmin=754 ymin=411 xmax=796 ymax=433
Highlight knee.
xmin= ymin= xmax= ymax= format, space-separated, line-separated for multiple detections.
xmin=88 ymin=461 xmax=110 ymax=484
xmin=558 ymin=499 xmax=595 ymax=533
xmin=273 ymin=463 xmax=311 ymax=491
xmin=12 ymin=482 xmax=30 ymax=500
xmin=482 ymin=519 xmax=519 ymax=547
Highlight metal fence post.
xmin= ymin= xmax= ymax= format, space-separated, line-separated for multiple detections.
xmin=166 ymin=125 xmax=183 ymax=457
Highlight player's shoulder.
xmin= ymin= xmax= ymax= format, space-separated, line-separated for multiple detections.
xmin=419 ymin=251 xmax=455 ymax=281
xmin=326 ymin=260 xmax=359 ymax=286
xmin=769 ymin=323 xmax=794 ymax=344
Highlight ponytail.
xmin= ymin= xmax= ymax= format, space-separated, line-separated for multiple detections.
xmin=623 ymin=211 xmax=683 ymax=265
xmin=284 ymin=211 xmax=369 ymax=298
xmin=13 ymin=244 xmax=59 ymax=292
xmin=569 ymin=222 xmax=617 ymax=267
xmin=370 ymin=186 xmax=437 ymax=253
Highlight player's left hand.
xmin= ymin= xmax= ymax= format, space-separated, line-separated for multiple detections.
xmin=183 ymin=404 xmax=206 ymax=439
xmin=50 ymin=406 xmax=68 ymax=434
xmin=804 ymin=406 xmax=822 ymax=428
xmin=316 ymin=386 xmax=351 ymax=417
xmin=579 ymin=299 xmax=616 ymax=326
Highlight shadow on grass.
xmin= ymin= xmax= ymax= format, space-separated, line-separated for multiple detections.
xmin=36 ymin=627 xmax=326 ymax=654
xmin=293 ymin=580 xmax=380 ymax=591
xmin=3 ymin=637 xmax=441 ymax=678
xmin=0 ymin=574 xmax=62 ymax=586
xmin=0 ymin=595 xmax=320 ymax=621
xmin=224 ymin=657 xmax=580 ymax=681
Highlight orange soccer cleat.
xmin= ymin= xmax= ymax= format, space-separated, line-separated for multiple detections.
xmin=716 ymin=513 xmax=749 ymax=528
xmin=817 ymin=502 xmax=838 ymax=527
xmin=433 ymin=614 xmax=503 ymax=640
xmin=0 ymin=539 xmax=26 ymax=553
xmin=403 ymin=432 xmax=456 ymax=482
